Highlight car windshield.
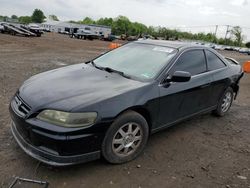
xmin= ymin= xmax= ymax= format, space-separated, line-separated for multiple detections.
xmin=93 ymin=43 xmax=177 ymax=81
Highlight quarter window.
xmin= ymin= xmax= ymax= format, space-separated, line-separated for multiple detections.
xmin=205 ymin=50 xmax=226 ymax=71
xmin=173 ymin=50 xmax=207 ymax=76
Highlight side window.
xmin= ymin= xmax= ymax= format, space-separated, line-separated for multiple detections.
xmin=173 ymin=50 xmax=207 ymax=76
xmin=205 ymin=50 xmax=226 ymax=71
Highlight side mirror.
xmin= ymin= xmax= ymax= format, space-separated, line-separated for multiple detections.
xmin=167 ymin=71 xmax=191 ymax=82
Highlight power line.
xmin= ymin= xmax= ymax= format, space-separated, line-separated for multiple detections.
xmin=166 ymin=25 xmax=217 ymax=29
xmin=160 ymin=24 xmax=250 ymax=40
xmin=242 ymin=27 xmax=250 ymax=30
xmin=164 ymin=24 xmax=250 ymax=30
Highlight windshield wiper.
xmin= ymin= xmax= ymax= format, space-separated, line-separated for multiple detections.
xmin=90 ymin=61 xmax=130 ymax=79
xmin=103 ymin=67 xmax=131 ymax=79
xmin=90 ymin=61 xmax=103 ymax=70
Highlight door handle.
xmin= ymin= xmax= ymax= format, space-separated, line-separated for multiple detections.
xmin=200 ymin=83 xmax=211 ymax=88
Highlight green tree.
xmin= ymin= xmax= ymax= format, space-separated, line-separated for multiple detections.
xmin=112 ymin=16 xmax=131 ymax=35
xmin=18 ymin=16 xmax=32 ymax=24
xmin=231 ymin=26 xmax=244 ymax=46
xmin=68 ymin=20 xmax=78 ymax=23
xmin=11 ymin=15 xmax=18 ymax=19
xmin=48 ymin=14 xmax=59 ymax=21
xmin=54 ymin=15 xmax=247 ymax=47
xmin=81 ymin=17 xmax=95 ymax=24
xmin=0 ymin=15 xmax=4 ymax=21
xmin=96 ymin=17 xmax=113 ymax=27
xmin=131 ymin=22 xmax=147 ymax=35
xmin=0 ymin=15 xmax=9 ymax=21
xmin=147 ymin=26 xmax=156 ymax=36
xmin=31 ymin=9 xmax=46 ymax=23
xmin=245 ymin=42 xmax=250 ymax=48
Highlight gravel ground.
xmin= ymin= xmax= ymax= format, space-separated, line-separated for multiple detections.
xmin=0 ymin=33 xmax=250 ymax=188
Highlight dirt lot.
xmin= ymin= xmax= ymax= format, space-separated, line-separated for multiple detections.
xmin=0 ymin=33 xmax=250 ymax=188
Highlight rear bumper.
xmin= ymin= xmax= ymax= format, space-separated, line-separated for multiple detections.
xmin=11 ymin=121 xmax=101 ymax=166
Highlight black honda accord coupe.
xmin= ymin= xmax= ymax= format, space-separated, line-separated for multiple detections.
xmin=10 ymin=40 xmax=244 ymax=166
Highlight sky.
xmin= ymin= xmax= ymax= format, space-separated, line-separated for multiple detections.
xmin=0 ymin=0 xmax=250 ymax=40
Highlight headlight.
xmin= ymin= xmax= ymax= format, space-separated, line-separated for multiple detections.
xmin=37 ymin=110 xmax=97 ymax=128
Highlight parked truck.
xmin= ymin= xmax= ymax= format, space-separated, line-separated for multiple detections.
xmin=22 ymin=24 xmax=43 ymax=37
xmin=0 ymin=22 xmax=43 ymax=37
xmin=70 ymin=28 xmax=100 ymax=40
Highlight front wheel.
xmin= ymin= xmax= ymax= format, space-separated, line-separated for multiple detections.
xmin=213 ymin=87 xmax=234 ymax=117
xmin=102 ymin=111 xmax=149 ymax=164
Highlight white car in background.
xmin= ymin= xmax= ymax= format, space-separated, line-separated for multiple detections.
xmin=0 ymin=23 xmax=4 ymax=33
xmin=239 ymin=48 xmax=250 ymax=54
xmin=214 ymin=45 xmax=225 ymax=50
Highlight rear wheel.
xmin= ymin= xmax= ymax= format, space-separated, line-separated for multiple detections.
xmin=213 ymin=87 xmax=234 ymax=117
xmin=102 ymin=111 xmax=149 ymax=164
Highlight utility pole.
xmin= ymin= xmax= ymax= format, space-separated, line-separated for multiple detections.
xmin=214 ymin=25 xmax=218 ymax=43
xmin=224 ymin=25 xmax=230 ymax=44
xmin=214 ymin=25 xmax=218 ymax=37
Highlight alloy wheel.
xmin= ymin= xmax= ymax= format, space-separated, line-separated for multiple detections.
xmin=112 ymin=122 xmax=143 ymax=157
xmin=221 ymin=92 xmax=233 ymax=113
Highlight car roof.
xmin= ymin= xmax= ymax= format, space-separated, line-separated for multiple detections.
xmin=135 ymin=39 xmax=202 ymax=49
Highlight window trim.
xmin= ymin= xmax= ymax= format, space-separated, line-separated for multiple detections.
xmin=204 ymin=49 xmax=227 ymax=71
xmin=159 ymin=47 xmax=230 ymax=84
xmin=168 ymin=48 xmax=208 ymax=76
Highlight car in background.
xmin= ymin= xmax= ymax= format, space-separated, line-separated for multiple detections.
xmin=203 ymin=43 xmax=216 ymax=49
xmin=142 ymin=35 xmax=155 ymax=39
xmin=10 ymin=40 xmax=244 ymax=166
xmin=59 ymin=30 xmax=69 ymax=35
xmin=214 ymin=45 xmax=225 ymax=50
xmin=233 ymin=47 xmax=240 ymax=52
xmin=21 ymin=24 xmax=43 ymax=37
xmin=224 ymin=46 xmax=232 ymax=51
xmin=239 ymin=48 xmax=250 ymax=54
xmin=43 ymin=28 xmax=51 ymax=32
xmin=0 ymin=24 xmax=4 ymax=33
xmin=102 ymin=34 xmax=117 ymax=41
xmin=71 ymin=28 xmax=100 ymax=40
xmin=127 ymin=35 xmax=138 ymax=41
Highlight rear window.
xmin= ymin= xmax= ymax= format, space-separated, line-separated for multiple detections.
xmin=206 ymin=50 xmax=226 ymax=71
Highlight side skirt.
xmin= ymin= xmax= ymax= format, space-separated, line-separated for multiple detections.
xmin=151 ymin=106 xmax=217 ymax=134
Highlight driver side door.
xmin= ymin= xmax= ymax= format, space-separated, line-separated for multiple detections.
xmin=157 ymin=49 xmax=213 ymax=129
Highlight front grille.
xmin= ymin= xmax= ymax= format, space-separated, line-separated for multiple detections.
xmin=11 ymin=95 xmax=31 ymax=117
xmin=14 ymin=120 xmax=30 ymax=141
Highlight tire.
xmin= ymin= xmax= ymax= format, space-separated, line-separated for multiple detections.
xmin=213 ymin=87 xmax=234 ymax=117
xmin=102 ymin=110 xmax=149 ymax=164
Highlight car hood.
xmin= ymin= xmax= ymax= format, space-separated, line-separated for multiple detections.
xmin=19 ymin=63 xmax=147 ymax=111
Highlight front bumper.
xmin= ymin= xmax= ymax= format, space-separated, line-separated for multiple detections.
xmin=9 ymin=95 xmax=112 ymax=166
xmin=11 ymin=121 xmax=101 ymax=166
